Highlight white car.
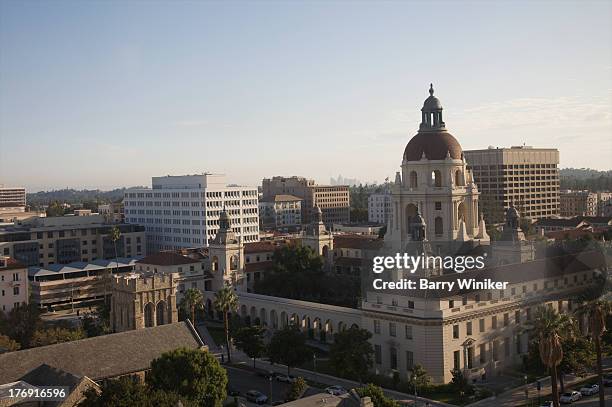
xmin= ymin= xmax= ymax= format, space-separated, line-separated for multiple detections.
xmin=325 ymin=385 xmax=348 ymax=396
xmin=276 ymin=374 xmax=297 ymax=383
xmin=559 ymin=391 xmax=581 ymax=404
xmin=579 ymin=383 xmax=599 ymax=396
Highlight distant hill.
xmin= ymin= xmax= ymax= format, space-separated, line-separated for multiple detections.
xmin=560 ymin=168 xmax=612 ymax=192
xmin=27 ymin=187 xmax=143 ymax=208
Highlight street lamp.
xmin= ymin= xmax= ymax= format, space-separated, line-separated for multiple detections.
xmin=268 ymin=374 xmax=273 ymax=403
xmin=524 ymin=374 xmax=528 ymax=404
xmin=313 ymin=354 xmax=317 ymax=384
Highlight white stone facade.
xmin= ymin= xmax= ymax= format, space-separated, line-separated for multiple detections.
xmin=124 ymin=174 xmax=259 ymax=252
xmin=368 ymin=192 xmax=391 ymax=224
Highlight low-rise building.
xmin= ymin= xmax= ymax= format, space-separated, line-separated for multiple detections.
xmin=98 ymin=202 xmax=124 ymax=223
xmin=0 ymin=186 xmax=26 ymax=214
xmin=560 ymin=190 xmax=598 ymax=217
xmin=28 ymin=258 xmax=138 ymax=309
xmin=0 ymin=256 xmax=28 ymax=313
xmin=0 ymin=321 xmax=206 ymax=384
xmin=259 ymin=194 xmax=302 ymax=231
xmin=533 ymin=217 xmax=589 ymax=234
xmin=0 ymin=215 xmax=145 ymax=267
xmin=332 ymin=223 xmax=384 ymax=236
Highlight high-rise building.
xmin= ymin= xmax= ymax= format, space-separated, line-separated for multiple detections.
xmin=0 ymin=214 xmax=145 ymax=267
xmin=464 ymin=146 xmax=560 ymax=223
xmin=124 ymin=174 xmax=259 ymax=252
xmin=560 ymin=190 xmax=598 ymax=217
xmin=261 ymin=176 xmax=350 ymax=225
xmin=368 ymin=191 xmax=391 ymax=225
xmin=0 ymin=186 xmax=26 ymax=213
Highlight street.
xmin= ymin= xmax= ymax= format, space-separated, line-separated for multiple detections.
xmin=566 ymin=385 xmax=612 ymax=406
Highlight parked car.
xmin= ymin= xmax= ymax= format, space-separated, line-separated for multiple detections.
xmin=539 ymin=401 xmax=553 ymax=407
xmin=603 ymin=374 xmax=612 ymax=386
xmin=325 ymin=385 xmax=348 ymax=396
xmin=227 ymin=385 xmax=240 ymax=397
xmin=276 ymin=374 xmax=297 ymax=383
xmin=559 ymin=391 xmax=581 ymax=404
xmin=246 ymin=390 xmax=268 ymax=405
xmin=580 ymin=383 xmax=599 ymax=396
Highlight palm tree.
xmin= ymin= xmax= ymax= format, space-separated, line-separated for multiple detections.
xmin=214 ymin=286 xmax=238 ymax=363
xmin=107 ymin=226 xmax=121 ymax=306
xmin=180 ymin=288 xmax=204 ymax=324
xmin=530 ymin=306 xmax=574 ymax=407
xmin=575 ymin=300 xmax=611 ymax=407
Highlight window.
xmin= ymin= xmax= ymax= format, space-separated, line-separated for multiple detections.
xmin=13 ymin=286 xmax=19 ymax=295
xmin=491 ymin=316 xmax=497 ymax=329
xmin=434 ymin=217 xmax=443 ymax=235
xmin=374 ymin=320 xmax=380 ymax=334
xmin=406 ymin=351 xmax=414 ymax=369
xmin=453 ymin=351 xmax=460 ymax=370
xmin=390 ymin=347 xmax=397 ymax=370
xmin=515 ymin=310 xmax=520 ymax=324
xmin=405 ymin=325 xmax=413 ymax=339
xmin=409 ymin=171 xmax=418 ymax=188
xmin=449 ymin=300 xmax=454 ymax=308
xmin=453 ymin=324 xmax=459 ymax=339
xmin=389 ymin=323 xmax=396 ymax=337
xmin=435 ymin=201 xmax=442 ymax=210
xmin=432 ymin=170 xmax=442 ymax=187
xmin=466 ymin=321 xmax=472 ymax=335
xmin=375 ymin=345 xmax=382 ymax=364
xmin=480 ymin=344 xmax=486 ymax=364
xmin=479 ymin=318 xmax=485 ymax=332
xmin=408 ymin=301 xmax=415 ymax=309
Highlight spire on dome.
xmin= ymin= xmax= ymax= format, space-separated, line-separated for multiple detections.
xmin=429 ymin=83 xmax=434 ymax=96
xmin=420 ymin=83 xmax=445 ymax=131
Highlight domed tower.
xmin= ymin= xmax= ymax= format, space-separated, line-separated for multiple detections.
xmin=385 ymin=85 xmax=487 ymax=253
xmin=208 ymin=208 xmax=246 ymax=291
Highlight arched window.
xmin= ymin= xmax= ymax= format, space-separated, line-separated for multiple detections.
xmin=409 ymin=171 xmax=418 ymax=188
xmin=211 ymin=256 xmax=219 ymax=272
xmin=144 ymin=302 xmax=155 ymax=328
xmin=156 ymin=301 xmax=166 ymax=326
xmin=455 ymin=170 xmax=463 ymax=186
xmin=230 ymin=255 xmax=239 ymax=270
xmin=435 ymin=217 xmax=443 ymax=236
xmin=432 ymin=170 xmax=442 ymax=187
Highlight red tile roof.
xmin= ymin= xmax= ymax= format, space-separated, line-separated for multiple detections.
xmin=136 ymin=251 xmax=200 ymax=266
xmin=0 ymin=257 xmax=26 ymax=270
xmin=244 ymin=242 xmax=281 ymax=254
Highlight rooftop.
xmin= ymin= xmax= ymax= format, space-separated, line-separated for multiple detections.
xmin=0 ymin=321 xmax=205 ymax=384
xmin=28 ymin=257 xmax=139 ymax=279
xmin=137 ymin=251 xmax=201 ymax=266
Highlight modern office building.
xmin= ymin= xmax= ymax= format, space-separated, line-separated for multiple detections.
xmin=0 ymin=214 xmax=145 ymax=267
xmin=367 ymin=191 xmax=391 ymax=225
xmin=560 ymin=190 xmax=598 ymax=217
xmin=262 ymin=176 xmax=350 ymax=225
xmin=0 ymin=186 xmax=26 ymax=213
xmin=124 ymin=174 xmax=259 ymax=252
xmin=464 ymin=146 xmax=560 ymax=223
xmin=259 ymin=194 xmax=302 ymax=231
xmin=0 ymin=256 xmax=28 ymax=313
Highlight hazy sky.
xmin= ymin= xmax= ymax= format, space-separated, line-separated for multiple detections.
xmin=1 ymin=1 xmax=611 ymax=192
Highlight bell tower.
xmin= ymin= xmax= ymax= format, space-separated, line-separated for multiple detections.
xmin=208 ymin=209 xmax=246 ymax=291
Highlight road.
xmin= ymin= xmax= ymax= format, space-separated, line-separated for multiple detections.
xmin=225 ymin=366 xmax=324 ymax=405
xmin=567 ymin=385 xmax=612 ymax=406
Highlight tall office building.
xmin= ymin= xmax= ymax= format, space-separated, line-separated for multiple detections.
xmin=368 ymin=191 xmax=391 ymax=225
xmin=464 ymin=146 xmax=560 ymax=223
xmin=0 ymin=186 xmax=26 ymax=213
xmin=124 ymin=174 xmax=259 ymax=252
xmin=262 ymin=176 xmax=350 ymax=225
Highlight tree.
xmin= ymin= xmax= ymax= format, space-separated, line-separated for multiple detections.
xmin=272 ymin=246 xmax=323 ymax=274
xmin=214 ymin=286 xmax=238 ymax=363
xmin=355 ymin=384 xmax=399 ymax=407
xmin=147 ymin=347 xmax=227 ymax=406
xmin=0 ymin=302 xmax=41 ymax=347
xmin=575 ymin=300 xmax=611 ymax=407
xmin=450 ymin=369 xmax=473 ymax=400
xmin=408 ymin=364 xmax=431 ymax=394
xmin=530 ymin=306 xmax=574 ymax=407
xmin=329 ymin=326 xmax=373 ymax=381
xmin=0 ymin=335 xmax=20 ymax=352
xmin=180 ymin=288 xmax=204 ymax=324
xmin=31 ymin=327 xmax=85 ymax=347
xmin=79 ymin=376 xmax=188 ymax=407
xmin=46 ymin=201 xmax=65 ymax=217
xmin=82 ymin=303 xmax=112 ymax=337
xmin=233 ymin=325 xmax=266 ymax=368
xmin=268 ymin=325 xmax=311 ymax=376
xmin=286 ymin=377 xmax=307 ymax=401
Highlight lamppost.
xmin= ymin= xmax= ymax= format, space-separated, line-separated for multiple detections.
xmin=313 ymin=354 xmax=317 ymax=384
xmin=410 ymin=370 xmax=418 ymax=407
xmin=268 ymin=374 xmax=273 ymax=403
xmin=524 ymin=374 xmax=528 ymax=404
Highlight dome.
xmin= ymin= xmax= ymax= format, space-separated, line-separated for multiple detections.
xmin=403 ymin=131 xmax=463 ymax=161
xmin=422 ymin=95 xmax=442 ymax=110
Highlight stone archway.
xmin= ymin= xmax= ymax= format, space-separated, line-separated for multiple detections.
xmin=324 ymin=319 xmax=334 ymax=343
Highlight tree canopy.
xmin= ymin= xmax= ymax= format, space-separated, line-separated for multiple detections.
xmin=147 ymin=347 xmax=227 ymax=406
xmin=329 ymin=326 xmax=373 ymax=381
xmin=268 ymin=325 xmax=311 ymax=375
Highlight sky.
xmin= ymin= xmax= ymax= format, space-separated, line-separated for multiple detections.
xmin=1 ymin=1 xmax=611 ymax=192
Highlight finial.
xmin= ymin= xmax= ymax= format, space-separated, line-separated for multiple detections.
xmin=429 ymin=83 xmax=434 ymax=96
